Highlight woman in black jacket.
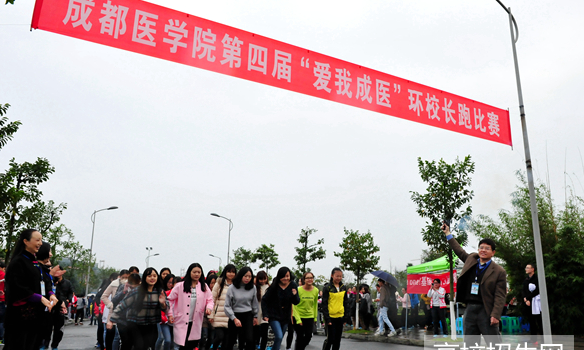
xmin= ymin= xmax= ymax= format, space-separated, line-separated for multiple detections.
xmin=261 ymin=267 xmax=300 ymax=350
xmin=4 ymin=229 xmax=57 ymax=350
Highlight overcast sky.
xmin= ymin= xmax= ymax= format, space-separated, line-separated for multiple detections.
xmin=1 ymin=0 xmax=583 ymax=281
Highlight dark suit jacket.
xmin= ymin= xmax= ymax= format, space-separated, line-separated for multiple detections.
xmin=448 ymin=236 xmax=507 ymax=320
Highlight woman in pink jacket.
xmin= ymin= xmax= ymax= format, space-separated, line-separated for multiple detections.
xmin=167 ymin=263 xmax=214 ymax=350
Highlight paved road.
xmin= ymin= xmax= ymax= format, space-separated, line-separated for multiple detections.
xmin=58 ymin=324 xmax=424 ymax=350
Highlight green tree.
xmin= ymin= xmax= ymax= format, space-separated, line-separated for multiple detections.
xmin=294 ymin=227 xmax=326 ymax=274
xmin=0 ymin=157 xmax=55 ymax=260
xmin=410 ymin=155 xmax=474 ymax=300
xmin=231 ymin=247 xmax=254 ymax=270
xmin=470 ymin=173 xmax=584 ymax=334
xmin=252 ymin=244 xmax=280 ymax=276
xmin=334 ymin=228 xmax=380 ymax=285
xmin=0 ymin=104 xmax=21 ymax=150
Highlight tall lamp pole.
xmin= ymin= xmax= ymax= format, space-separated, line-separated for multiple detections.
xmin=209 ymin=254 xmax=222 ymax=271
xmin=210 ymin=213 xmax=233 ymax=265
xmin=496 ymin=0 xmax=551 ymax=341
xmin=145 ymin=247 xmax=160 ymax=269
xmin=85 ymin=206 xmax=118 ymax=299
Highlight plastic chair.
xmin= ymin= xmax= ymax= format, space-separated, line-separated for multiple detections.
xmin=456 ymin=317 xmax=464 ymax=335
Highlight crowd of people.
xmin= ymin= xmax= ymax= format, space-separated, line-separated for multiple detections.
xmin=0 ymin=226 xmax=544 ymax=350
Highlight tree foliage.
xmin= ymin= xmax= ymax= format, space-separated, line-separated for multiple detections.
xmin=0 ymin=104 xmax=21 ymax=150
xmin=231 ymin=246 xmax=254 ymax=270
xmin=410 ymin=155 xmax=475 ymax=297
xmin=470 ymin=172 xmax=584 ymax=334
xmin=252 ymin=244 xmax=280 ymax=276
xmin=0 ymin=157 xmax=55 ymax=260
xmin=334 ymin=228 xmax=380 ymax=285
xmin=294 ymin=227 xmax=326 ymax=274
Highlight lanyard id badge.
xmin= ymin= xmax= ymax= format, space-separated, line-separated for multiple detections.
xmin=470 ymin=281 xmax=479 ymax=295
xmin=40 ymin=280 xmax=46 ymax=295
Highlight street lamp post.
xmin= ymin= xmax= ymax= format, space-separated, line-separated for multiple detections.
xmin=210 ymin=213 xmax=233 ymax=265
xmin=495 ymin=1 xmax=552 ymax=341
xmin=209 ymin=254 xmax=222 ymax=271
xmin=85 ymin=206 xmax=118 ymax=299
xmin=145 ymin=247 xmax=160 ymax=269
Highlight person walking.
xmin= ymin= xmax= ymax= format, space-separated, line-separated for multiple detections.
xmin=321 ymin=268 xmax=349 ymax=350
xmin=443 ymin=222 xmax=506 ymax=344
xmin=167 ymin=263 xmax=214 ymax=350
xmin=522 ymin=263 xmax=542 ymax=337
xmin=75 ymin=293 xmax=87 ymax=325
xmin=358 ymin=285 xmax=372 ymax=330
xmin=224 ymin=266 xmax=259 ymax=350
xmin=102 ymin=270 xmax=130 ymax=350
xmin=293 ymin=271 xmax=319 ymax=350
xmin=155 ymin=273 xmax=176 ymax=350
xmin=253 ymin=271 xmax=269 ymax=350
xmin=4 ymin=229 xmax=57 ymax=350
xmin=427 ymin=279 xmax=448 ymax=336
xmin=398 ymin=287 xmax=411 ymax=330
xmin=111 ymin=273 xmax=141 ymax=350
xmin=108 ymin=268 xmax=167 ymax=350
xmin=261 ymin=267 xmax=300 ymax=350
xmin=374 ymin=279 xmax=398 ymax=337
xmin=209 ymin=264 xmax=237 ymax=350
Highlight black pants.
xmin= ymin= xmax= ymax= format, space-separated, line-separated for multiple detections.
xmin=118 ymin=323 xmax=134 ymax=350
xmin=180 ymin=321 xmax=200 ymax=350
xmin=254 ymin=323 xmax=269 ymax=350
xmin=529 ymin=313 xmax=542 ymax=335
xmin=286 ymin=318 xmax=295 ymax=349
xmin=431 ymin=307 xmax=448 ymax=335
xmin=228 ymin=311 xmax=255 ymax=350
xmin=133 ymin=323 xmax=158 ymax=350
xmin=75 ymin=309 xmax=85 ymax=323
xmin=97 ymin=317 xmax=105 ymax=349
xmin=422 ymin=306 xmax=432 ymax=327
xmin=294 ymin=318 xmax=314 ymax=350
xmin=323 ymin=318 xmax=343 ymax=350
xmin=212 ymin=327 xmax=231 ymax=350
xmin=4 ymin=319 xmax=40 ymax=350
xmin=463 ymin=304 xmax=502 ymax=345
xmin=359 ymin=312 xmax=371 ymax=330
xmin=105 ymin=325 xmax=116 ymax=350
xmin=201 ymin=325 xmax=214 ymax=350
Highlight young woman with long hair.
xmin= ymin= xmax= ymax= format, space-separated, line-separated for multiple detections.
xmin=358 ymin=284 xmax=372 ymax=330
xmin=293 ymin=271 xmax=319 ymax=350
xmin=108 ymin=267 xmax=167 ymax=350
xmin=224 ymin=267 xmax=259 ymax=350
xmin=112 ymin=273 xmax=141 ymax=350
xmin=322 ymin=267 xmax=349 ymax=350
xmin=155 ymin=273 xmax=176 ymax=350
xmin=167 ymin=263 xmax=214 ymax=350
xmin=261 ymin=267 xmax=300 ymax=350
xmin=253 ymin=271 xmax=269 ymax=350
xmin=4 ymin=229 xmax=57 ymax=350
xmin=209 ymin=264 xmax=237 ymax=350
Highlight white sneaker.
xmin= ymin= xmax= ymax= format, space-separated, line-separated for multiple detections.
xmin=388 ymin=331 xmax=397 ymax=337
xmin=374 ymin=330 xmax=383 ymax=336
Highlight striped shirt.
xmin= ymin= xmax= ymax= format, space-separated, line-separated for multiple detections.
xmin=110 ymin=288 xmax=162 ymax=325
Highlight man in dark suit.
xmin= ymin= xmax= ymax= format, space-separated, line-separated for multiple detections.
xmin=442 ymin=223 xmax=506 ymax=344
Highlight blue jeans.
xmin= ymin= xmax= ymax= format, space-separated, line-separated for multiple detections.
xmin=377 ymin=307 xmax=395 ymax=333
xmin=269 ymin=320 xmax=288 ymax=350
xmin=113 ymin=326 xmax=120 ymax=350
xmin=155 ymin=323 xmax=173 ymax=350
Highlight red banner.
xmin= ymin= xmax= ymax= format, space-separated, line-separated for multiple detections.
xmin=32 ymin=0 xmax=511 ymax=146
xmin=407 ymin=271 xmax=457 ymax=294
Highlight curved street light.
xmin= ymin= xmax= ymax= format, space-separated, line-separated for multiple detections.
xmin=209 ymin=253 xmax=222 ymax=271
xmin=210 ymin=213 xmax=233 ymax=264
xmin=495 ymin=0 xmax=551 ymax=341
xmin=85 ymin=206 xmax=118 ymax=299
xmin=146 ymin=247 xmax=160 ymax=268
